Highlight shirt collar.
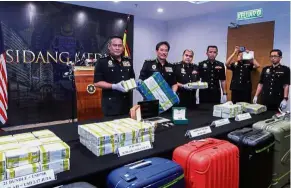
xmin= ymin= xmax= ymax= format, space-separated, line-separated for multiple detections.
xmin=156 ymin=58 xmax=168 ymax=66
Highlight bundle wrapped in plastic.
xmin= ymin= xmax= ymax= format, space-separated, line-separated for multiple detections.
xmin=187 ymin=81 xmax=208 ymax=89
xmin=137 ymin=72 xmax=179 ymax=113
xmin=41 ymin=159 xmax=70 ymax=174
xmin=213 ymin=101 xmax=242 ymax=118
xmin=13 ymin=133 xmax=36 ymax=142
xmin=38 ymin=136 xmax=62 ymax=144
xmin=39 ymin=142 xmax=70 ymax=164
xmin=5 ymin=147 xmax=40 ymax=168
xmin=240 ymin=103 xmax=267 ymax=114
xmin=32 ymin=130 xmax=56 ymax=138
xmin=0 ymin=135 xmax=17 ymax=145
xmin=79 ymin=118 xmax=155 ymax=157
xmin=6 ymin=163 xmax=41 ymax=179
xmin=122 ymin=78 xmax=137 ymax=91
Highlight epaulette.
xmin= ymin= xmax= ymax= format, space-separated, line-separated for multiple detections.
xmin=100 ymin=54 xmax=108 ymax=59
xmin=145 ymin=58 xmax=156 ymax=62
xmin=123 ymin=56 xmax=131 ymax=60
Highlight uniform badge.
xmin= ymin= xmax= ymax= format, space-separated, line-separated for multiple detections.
xmin=181 ymin=68 xmax=186 ymax=74
xmin=192 ymin=70 xmax=198 ymax=74
xmin=152 ymin=65 xmax=156 ymax=70
xmin=165 ymin=67 xmax=173 ymax=72
xmin=203 ymin=63 xmax=207 ymax=68
xmin=87 ymin=84 xmax=96 ymax=94
xmin=215 ymin=66 xmax=222 ymax=69
xmin=108 ymin=60 xmax=114 ymax=67
xmin=266 ymin=68 xmax=270 ymax=74
xmin=234 ymin=62 xmax=238 ymax=66
xmin=122 ymin=61 xmax=131 ymax=67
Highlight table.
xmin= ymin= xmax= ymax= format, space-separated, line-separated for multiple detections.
xmin=0 ymin=105 xmax=275 ymax=188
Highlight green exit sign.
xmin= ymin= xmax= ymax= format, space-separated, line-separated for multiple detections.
xmin=237 ymin=8 xmax=263 ymax=21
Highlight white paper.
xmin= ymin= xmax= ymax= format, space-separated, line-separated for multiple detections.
xmin=187 ymin=126 xmax=212 ymax=138
xmin=211 ymin=118 xmax=230 ymax=127
xmin=235 ymin=113 xmax=252 ymax=121
xmin=0 ymin=169 xmax=55 ymax=188
xmin=117 ymin=141 xmax=152 ymax=157
xmin=174 ymin=109 xmax=186 ymax=120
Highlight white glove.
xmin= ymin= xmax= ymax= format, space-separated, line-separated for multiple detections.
xmin=182 ymin=83 xmax=192 ymax=90
xmin=280 ymin=99 xmax=287 ymax=109
xmin=253 ymin=96 xmax=258 ymax=104
xmin=220 ymin=94 xmax=227 ymax=104
xmin=112 ymin=81 xmax=127 ymax=93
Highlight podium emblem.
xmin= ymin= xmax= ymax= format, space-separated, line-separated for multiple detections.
xmin=87 ymin=84 xmax=96 ymax=94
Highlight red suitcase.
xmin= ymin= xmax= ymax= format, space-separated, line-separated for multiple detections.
xmin=173 ymin=138 xmax=239 ymax=188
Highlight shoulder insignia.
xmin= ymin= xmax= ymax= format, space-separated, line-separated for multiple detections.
xmin=145 ymin=58 xmax=156 ymax=62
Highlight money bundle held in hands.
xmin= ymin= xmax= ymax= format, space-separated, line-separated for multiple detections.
xmin=122 ymin=78 xmax=137 ymax=91
xmin=78 ymin=118 xmax=155 ymax=157
xmin=187 ymin=81 xmax=208 ymax=89
xmin=213 ymin=102 xmax=242 ymax=118
xmin=137 ymin=72 xmax=179 ymax=113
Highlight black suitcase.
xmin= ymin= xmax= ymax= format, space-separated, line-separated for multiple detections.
xmin=227 ymin=128 xmax=275 ymax=188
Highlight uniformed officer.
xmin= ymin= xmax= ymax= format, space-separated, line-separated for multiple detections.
xmin=174 ymin=49 xmax=199 ymax=108
xmin=94 ymin=36 xmax=135 ymax=116
xmin=139 ymin=41 xmax=178 ymax=92
xmin=198 ymin=46 xmax=227 ymax=104
xmin=226 ymin=46 xmax=260 ymax=103
xmin=253 ymin=49 xmax=290 ymax=110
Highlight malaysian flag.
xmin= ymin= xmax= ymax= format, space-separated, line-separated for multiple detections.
xmin=0 ymin=22 xmax=8 ymax=125
xmin=123 ymin=15 xmax=131 ymax=57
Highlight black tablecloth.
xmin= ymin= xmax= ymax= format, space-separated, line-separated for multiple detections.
xmin=0 ymin=105 xmax=276 ymax=187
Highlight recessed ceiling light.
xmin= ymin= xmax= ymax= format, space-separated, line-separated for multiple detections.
xmin=188 ymin=1 xmax=210 ymax=4
xmin=113 ymin=1 xmax=120 ymax=3
xmin=157 ymin=8 xmax=164 ymax=13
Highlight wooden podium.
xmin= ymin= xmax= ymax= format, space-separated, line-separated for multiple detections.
xmin=74 ymin=66 xmax=103 ymax=121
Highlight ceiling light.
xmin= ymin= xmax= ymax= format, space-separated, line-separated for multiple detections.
xmin=113 ymin=1 xmax=120 ymax=3
xmin=188 ymin=1 xmax=210 ymax=4
xmin=157 ymin=8 xmax=164 ymax=13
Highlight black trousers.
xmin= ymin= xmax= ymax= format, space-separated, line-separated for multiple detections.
xmin=177 ymin=89 xmax=197 ymax=109
xmin=199 ymin=89 xmax=221 ymax=104
xmin=231 ymin=89 xmax=252 ymax=104
xmin=262 ymin=94 xmax=283 ymax=111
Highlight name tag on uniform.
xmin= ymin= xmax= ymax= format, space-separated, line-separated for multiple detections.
xmin=244 ymin=64 xmax=250 ymax=66
xmin=165 ymin=67 xmax=173 ymax=72
xmin=122 ymin=61 xmax=131 ymax=67
xmin=215 ymin=66 xmax=222 ymax=69
xmin=276 ymin=72 xmax=284 ymax=74
xmin=192 ymin=70 xmax=198 ymax=74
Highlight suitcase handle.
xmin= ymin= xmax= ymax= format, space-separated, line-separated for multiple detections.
xmin=189 ymin=139 xmax=214 ymax=148
xmin=129 ymin=161 xmax=152 ymax=169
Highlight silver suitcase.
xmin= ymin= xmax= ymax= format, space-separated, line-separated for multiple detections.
xmin=253 ymin=114 xmax=290 ymax=188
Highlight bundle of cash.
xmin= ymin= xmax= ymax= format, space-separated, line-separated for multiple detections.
xmin=187 ymin=81 xmax=208 ymax=89
xmin=79 ymin=118 xmax=155 ymax=157
xmin=213 ymin=102 xmax=242 ymax=118
xmin=6 ymin=163 xmax=41 ymax=179
xmin=40 ymin=159 xmax=70 ymax=174
xmin=39 ymin=142 xmax=70 ymax=164
xmin=5 ymin=147 xmax=40 ymax=168
xmin=122 ymin=78 xmax=137 ymax=91
xmin=13 ymin=133 xmax=36 ymax=142
xmin=32 ymin=130 xmax=56 ymax=138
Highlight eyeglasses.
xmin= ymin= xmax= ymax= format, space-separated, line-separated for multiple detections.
xmin=269 ymin=55 xmax=280 ymax=58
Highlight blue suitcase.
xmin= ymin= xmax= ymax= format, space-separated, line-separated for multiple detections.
xmin=107 ymin=157 xmax=185 ymax=188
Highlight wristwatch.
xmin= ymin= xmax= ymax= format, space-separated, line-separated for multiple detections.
xmin=284 ymin=97 xmax=288 ymax=101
